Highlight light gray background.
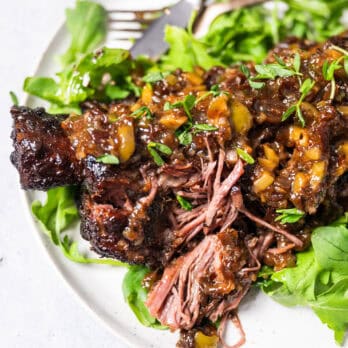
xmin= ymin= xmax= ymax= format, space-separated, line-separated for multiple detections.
xmin=0 ymin=1 xmax=127 ymax=347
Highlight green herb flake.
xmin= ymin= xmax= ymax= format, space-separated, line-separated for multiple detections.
xmin=176 ymin=195 xmax=192 ymax=211
xmin=147 ymin=142 xmax=172 ymax=166
xmin=131 ymin=106 xmax=153 ymax=120
xmin=9 ymin=91 xmax=19 ymax=106
xmin=249 ymin=80 xmax=265 ymax=89
xmin=275 ymin=208 xmax=305 ymax=224
xmin=236 ymin=148 xmax=255 ymax=164
xmin=240 ymin=64 xmax=265 ymax=89
xmin=176 ymin=128 xmax=193 ymax=146
xmin=95 ymin=154 xmax=120 ymax=165
xmin=281 ymin=78 xmax=314 ymax=126
xmin=240 ymin=64 xmax=251 ymax=78
xmin=274 ymin=54 xmax=286 ymax=67
xmin=281 ymin=105 xmax=297 ymax=122
xmin=254 ymin=63 xmax=300 ymax=79
xmin=193 ymin=124 xmax=218 ymax=134
xmin=322 ymin=57 xmax=344 ymax=100
xmin=165 ymin=95 xmax=196 ymax=120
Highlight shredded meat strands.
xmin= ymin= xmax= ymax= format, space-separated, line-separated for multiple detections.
xmin=10 ymin=33 xmax=348 ymax=347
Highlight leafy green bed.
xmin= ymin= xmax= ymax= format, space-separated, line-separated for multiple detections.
xmin=22 ymin=0 xmax=348 ymax=344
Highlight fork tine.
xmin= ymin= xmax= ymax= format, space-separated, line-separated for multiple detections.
xmin=108 ymin=21 xmax=145 ymax=32
xmin=105 ymin=39 xmax=133 ymax=50
xmin=106 ymin=6 xmax=167 ymax=49
xmin=108 ymin=10 xmax=164 ymax=23
xmin=107 ymin=31 xmax=143 ymax=40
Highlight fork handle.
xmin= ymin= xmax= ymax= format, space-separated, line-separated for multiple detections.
xmin=194 ymin=0 xmax=268 ymax=37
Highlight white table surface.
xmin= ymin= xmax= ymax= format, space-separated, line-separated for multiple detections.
xmin=0 ymin=1 xmax=127 ymax=347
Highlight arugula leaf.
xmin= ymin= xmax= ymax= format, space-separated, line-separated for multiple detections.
xmin=236 ymin=148 xmax=255 ymax=164
xmin=147 ymin=142 xmax=172 ymax=166
xmin=142 ymin=71 xmax=168 ymax=83
xmin=131 ymin=106 xmax=153 ymax=120
xmin=24 ymin=48 xmax=132 ymax=113
xmin=160 ymin=0 xmax=348 ymax=71
xmin=160 ymin=25 xmax=221 ymax=71
xmin=122 ymin=266 xmax=167 ymax=329
xmin=95 ymin=154 xmax=120 ymax=165
xmin=32 ymin=187 xmax=123 ymax=266
xmin=312 ymin=225 xmax=348 ymax=274
xmin=275 ymin=208 xmax=305 ymax=224
xmin=312 ymin=278 xmax=348 ymax=344
xmin=260 ymin=214 xmax=348 ymax=344
xmin=176 ymin=195 xmax=192 ymax=211
xmin=9 ymin=91 xmax=19 ymax=106
xmin=60 ymin=1 xmax=107 ymax=68
xmin=105 ymin=85 xmax=130 ymax=100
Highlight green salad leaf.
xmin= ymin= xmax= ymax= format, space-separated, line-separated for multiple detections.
xmin=122 ymin=266 xmax=167 ymax=329
xmin=161 ymin=0 xmax=348 ymax=71
xmin=32 ymin=187 xmax=124 ymax=266
xmin=260 ymin=215 xmax=348 ymax=344
xmin=24 ymin=48 xmax=132 ymax=114
xmin=160 ymin=25 xmax=221 ymax=71
xmin=60 ymin=0 xmax=107 ymax=67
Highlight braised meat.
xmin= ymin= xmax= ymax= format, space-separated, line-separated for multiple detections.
xmin=10 ymin=33 xmax=348 ymax=347
xmin=10 ymin=106 xmax=81 ymax=190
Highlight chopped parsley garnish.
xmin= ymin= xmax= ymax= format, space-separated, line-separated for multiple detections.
xmin=275 ymin=208 xmax=305 ymax=224
xmin=164 ymin=94 xmax=196 ymax=120
xmin=322 ymin=46 xmax=348 ymax=100
xmin=95 ymin=154 xmax=120 ymax=165
xmin=147 ymin=142 xmax=172 ymax=166
xmin=195 ymin=84 xmax=229 ymax=104
xmin=236 ymin=148 xmax=255 ymax=164
xmin=176 ymin=195 xmax=192 ymax=211
xmin=131 ymin=106 xmax=153 ymax=120
xmin=192 ymin=124 xmax=218 ymax=134
xmin=175 ymin=123 xmax=218 ymax=145
xmin=281 ymin=78 xmax=315 ymax=127
xmin=241 ymin=54 xmax=302 ymax=90
xmin=176 ymin=127 xmax=193 ymax=146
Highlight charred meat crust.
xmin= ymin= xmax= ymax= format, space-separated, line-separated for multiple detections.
xmin=10 ymin=106 xmax=81 ymax=190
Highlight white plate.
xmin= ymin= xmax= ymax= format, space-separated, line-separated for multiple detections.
xmin=22 ymin=1 xmax=347 ymax=347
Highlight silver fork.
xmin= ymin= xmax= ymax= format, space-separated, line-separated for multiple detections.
xmin=106 ymin=6 xmax=169 ymax=49
xmin=105 ymin=0 xmax=267 ymax=50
